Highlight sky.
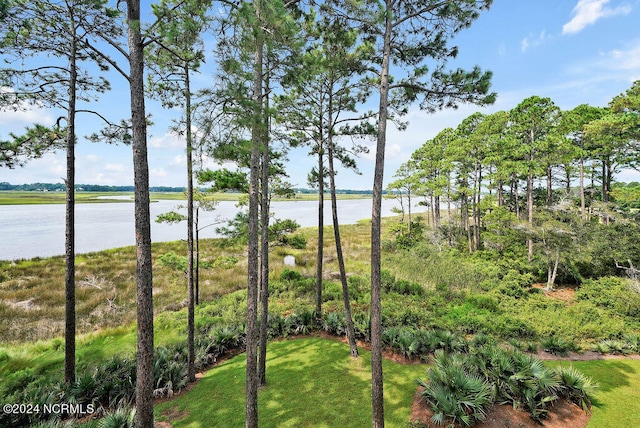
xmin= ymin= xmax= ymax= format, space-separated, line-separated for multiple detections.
xmin=1 ymin=0 xmax=640 ymax=190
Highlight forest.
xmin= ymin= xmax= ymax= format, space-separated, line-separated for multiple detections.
xmin=1 ymin=0 xmax=640 ymax=427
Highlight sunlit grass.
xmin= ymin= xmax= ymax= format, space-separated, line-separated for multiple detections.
xmin=545 ymin=359 xmax=640 ymax=428
xmin=154 ymin=337 xmax=425 ymax=427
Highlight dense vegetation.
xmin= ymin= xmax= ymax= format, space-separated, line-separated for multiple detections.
xmin=2 ymin=216 xmax=640 ymax=426
xmin=1 ymin=0 xmax=639 ymax=426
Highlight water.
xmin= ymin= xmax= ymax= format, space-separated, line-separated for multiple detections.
xmin=0 ymin=198 xmax=419 ymax=260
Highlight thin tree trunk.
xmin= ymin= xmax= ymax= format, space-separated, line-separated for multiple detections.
xmin=405 ymin=190 xmax=411 ymax=233
xmin=546 ymin=166 xmax=552 ymax=206
xmin=195 ymin=207 xmax=200 ymax=305
xmin=546 ymin=248 xmax=559 ymax=291
xmin=580 ymin=156 xmax=585 ymax=220
xmin=258 ymin=80 xmax=270 ymax=387
xmin=64 ymin=19 xmax=77 ymax=385
xmin=185 ymin=64 xmax=195 ymax=382
xmin=328 ymin=110 xmax=358 ymax=358
xmin=371 ymin=3 xmax=392 ymax=425
xmin=315 ymin=146 xmax=324 ymax=320
xmin=527 ymin=173 xmax=534 ymax=261
xmin=497 ymin=179 xmax=504 ymax=207
xmin=246 ymin=5 xmax=262 ymax=423
xmin=127 ymin=1 xmax=154 ymax=425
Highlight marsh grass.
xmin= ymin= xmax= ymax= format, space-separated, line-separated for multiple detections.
xmin=0 ymin=238 xmax=246 ymax=343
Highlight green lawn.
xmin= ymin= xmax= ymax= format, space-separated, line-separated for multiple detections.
xmin=155 ymin=337 xmax=426 ymax=427
xmin=547 ymin=359 xmax=640 ymax=428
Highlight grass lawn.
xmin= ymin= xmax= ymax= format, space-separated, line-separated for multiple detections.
xmin=546 ymin=359 xmax=640 ymax=428
xmin=154 ymin=337 xmax=426 ymax=427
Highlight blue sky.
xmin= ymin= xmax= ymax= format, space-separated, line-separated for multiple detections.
xmin=2 ymin=0 xmax=640 ymax=189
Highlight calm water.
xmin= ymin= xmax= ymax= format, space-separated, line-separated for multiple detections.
xmin=0 ymin=198 xmax=417 ymax=260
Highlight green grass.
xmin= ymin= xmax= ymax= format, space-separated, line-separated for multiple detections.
xmin=154 ymin=337 xmax=425 ymax=427
xmin=545 ymin=359 xmax=640 ymax=428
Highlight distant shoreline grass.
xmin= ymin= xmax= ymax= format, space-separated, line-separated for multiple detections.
xmin=0 ymin=190 xmax=373 ymax=205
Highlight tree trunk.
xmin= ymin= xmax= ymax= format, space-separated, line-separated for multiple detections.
xmin=527 ymin=173 xmax=533 ymax=261
xmin=258 ymin=82 xmax=270 ymax=387
xmin=195 ymin=207 xmax=200 ymax=305
xmin=127 ymin=1 xmax=154 ymax=426
xmin=315 ymin=146 xmax=324 ymax=320
xmin=407 ymin=189 xmax=412 ymax=233
xmin=579 ymin=156 xmax=585 ymax=220
xmin=546 ymin=248 xmax=560 ymax=291
xmin=246 ymin=4 xmax=262 ymax=424
xmin=185 ymin=64 xmax=195 ymax=382
xmin=64 ymin=17 xmax=77 ymax=385
xmin=328 ymin=119 xmax=358 ymax=358
xmin=546 ymin=166 xmax=552 ymax=206
xmin=371 ymin=3 xmax=392 ymax=426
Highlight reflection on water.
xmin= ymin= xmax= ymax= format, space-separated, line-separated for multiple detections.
xmin=0 ymin=198 xmax=421 ymax=261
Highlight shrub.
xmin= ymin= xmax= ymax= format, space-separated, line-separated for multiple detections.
xmin=554 ymin=365 xmax=598 ymax=413
xmin=576 ymin=276 xmax=640 ymax=318
xmin=541 ymin=336 xmax=579 ymax=356
xmin=418 ymin=350 xmax=493 ymax=427
xmin=158 ymin=252 xmax=188 ymax=272
xmin=283 ymin=234 xmax=307 ymax=249
xmin=280 ymin=268 xmax=303 ymax=282
xmin=212 ymin=255 xmax=238 ymax=269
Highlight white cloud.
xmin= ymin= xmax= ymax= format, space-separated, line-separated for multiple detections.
xmin=521 ymin=30 xmax=551 ymax=53
xmin=150 ymin=168 xmax=168 ymax=178
xmin=149 ymin=132 xmax=183 ymax=149
xmin=607 ymin=42 xmax=640 ymax=77
xmin=104 ymin=163 xmax=125 ymax=172
xmin=169 ymin=154 xmax=186 ymax=167
xmin=562 ymin=0 xmax=631 ymax=35
xmin=85 ymin=154 xmax=99 ymax=163
xmin=0 ymin=90 xmax=55 ymax=136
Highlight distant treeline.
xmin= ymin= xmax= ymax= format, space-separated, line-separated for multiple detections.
xmin=295 ymin=188 xmax=374 ymax=195
xmin=0 ymin=182 xmax=185 ymax=192
xmin=0 ymin=182 xmax=375 ymax=194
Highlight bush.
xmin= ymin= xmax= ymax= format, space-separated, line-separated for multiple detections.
xmin=283 ymin=234 xmax=307 ymax=249
xmin=418 ymin=350 xmax=493 ymax=427
xmin=576 ymin=276 xmax=640 ymax=318
xmin=541 ymin=336 xmax=579 ymax=356
xmin=212 ymin=255 xmax=238 ymax=269
xmin=280 ymin=268 xmax=303 ymax=282
xmin=554 ymin=365 xmax=598 ymax=413
xmin=158 ymin=252 xmax=188 ymax=272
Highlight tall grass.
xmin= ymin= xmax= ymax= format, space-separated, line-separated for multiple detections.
xmin=0 ymin=239 xmax=245 ymax=344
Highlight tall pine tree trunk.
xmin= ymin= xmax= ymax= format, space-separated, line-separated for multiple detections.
xmin=580 ymin=156 xmax=586 ymax=220
xmin=185 ymin=65 xmax=195 ymax=382
xmin=127 ymin=1 xmax=154 ymax=426
xmin=546 ymin=166 xmax=552 ymax=206
xmin=246 ymin=4 xmax=263 ymax=423
xmin=370 ymin=3 xmax=393 ymax=425
xmin=258 ymin=83 xmax=270 ymax=387
xmin=315 ymin=148 xmax=324 ymax=320
xmin=64 ymin=18 xmax=77 ymax=385
xmin=527 ymin=173 xmax=534 ymax=261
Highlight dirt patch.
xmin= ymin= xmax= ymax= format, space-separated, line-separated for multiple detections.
xmin=531 ymin=283 xmax=578 ymax=304
xmin=410 ymin=386 xmax=589 ymax=428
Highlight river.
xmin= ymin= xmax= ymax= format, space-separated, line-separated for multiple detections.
xmin=0 ymin=198 xmax=418 ymax=261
